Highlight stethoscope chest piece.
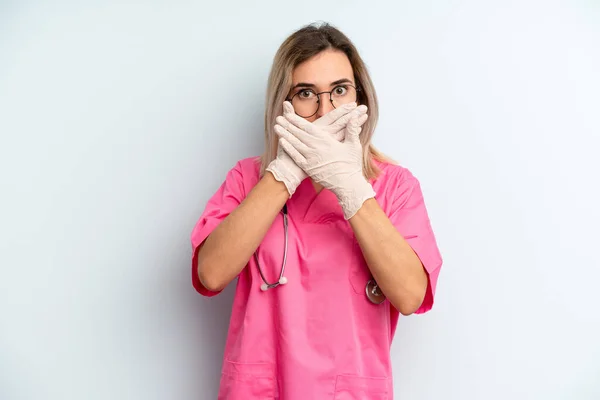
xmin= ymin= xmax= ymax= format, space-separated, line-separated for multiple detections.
xmin=365 ymin=279 xmax=386 ymax=304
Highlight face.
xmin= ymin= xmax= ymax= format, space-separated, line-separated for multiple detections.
xmin=288 ymin=49 xmax=357 ymax=122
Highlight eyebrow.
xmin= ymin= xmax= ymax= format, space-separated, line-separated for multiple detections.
xmin=291 ymin=78 xmax=354 ymax=91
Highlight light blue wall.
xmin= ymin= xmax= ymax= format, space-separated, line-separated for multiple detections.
xmin=1 ymin=1 xmax=599 ymax=399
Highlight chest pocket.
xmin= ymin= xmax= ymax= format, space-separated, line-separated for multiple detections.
xmin=267 ymin=219 xmax=357 ymax=295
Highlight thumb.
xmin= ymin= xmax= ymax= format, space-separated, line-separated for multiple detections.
xmin=345 ymin=117 xmax=361 ymax=143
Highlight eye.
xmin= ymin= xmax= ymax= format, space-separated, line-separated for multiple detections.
xmin=297 ymin=89 xmax=316 ymax=99
xmin=333 ymin=85 xmax=349 ymax=96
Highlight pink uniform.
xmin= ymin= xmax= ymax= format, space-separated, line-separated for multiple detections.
xmin=191 ymin=157 xmax=442 ymax=399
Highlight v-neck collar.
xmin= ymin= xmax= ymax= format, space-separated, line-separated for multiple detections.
xmin=287 ymin=179 xmax=344 ymax=223
xmin=278 ymin=161 xmax=387 ymax=224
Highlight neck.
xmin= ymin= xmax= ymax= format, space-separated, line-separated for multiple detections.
xmin=311 ymin=179 xmax=324 ymax=194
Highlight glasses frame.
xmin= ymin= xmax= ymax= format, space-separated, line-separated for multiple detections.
xmin=287 ymin=84 xmax=361 ymax=118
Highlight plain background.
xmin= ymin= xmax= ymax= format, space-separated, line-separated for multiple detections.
xmin=1 ymin=1 xmax=599 ymax=399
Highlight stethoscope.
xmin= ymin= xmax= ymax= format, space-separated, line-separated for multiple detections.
xmin=255 ymin=204 xmax=386 ymax=305
xmin=255 ymin=205 xmax=290 ymax=291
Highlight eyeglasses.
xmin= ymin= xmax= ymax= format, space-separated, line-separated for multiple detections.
xmin=287 ymin=84 xmax=360 ymax=118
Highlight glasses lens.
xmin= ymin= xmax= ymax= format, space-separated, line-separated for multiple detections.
xmin=291 ymin=89 xmax=318 ymax=118
xmin=331 ymin=85 xmax=357 ymax=108
xmin=291 ymin=86 xmax=358 ymax=118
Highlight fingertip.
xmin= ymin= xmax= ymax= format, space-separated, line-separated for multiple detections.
xmin=278 ymin=137 xmax=291 ymax=150
xmin=283 ymin=101 xmax=294 ymax=113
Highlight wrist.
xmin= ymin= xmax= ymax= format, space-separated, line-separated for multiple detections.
xmin=332 ymin=175 xmax=372 ymax=200
xmin=264 ymin=170 xmax=293 ymax=194
xmin=336 ymin=179 xmax=375 ymax=220
xmin=263 ymin=169 xmax=295 ymax=197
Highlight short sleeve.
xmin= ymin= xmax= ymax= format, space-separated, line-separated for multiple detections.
xmin=191 ymin=162 xmax=246 ymax=296
xmin=388 ymin=177 xmax=443 ymax=314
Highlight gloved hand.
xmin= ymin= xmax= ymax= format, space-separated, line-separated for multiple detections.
xmin=274 ymin=106 xmax=375 ymax=219
xmin=266 ymin=102 xmax=366 ymax=196
xmin=265 ymin=134 xmax=306 ymax=196
xmin=313 ymin=102 xmax=369 ymax=141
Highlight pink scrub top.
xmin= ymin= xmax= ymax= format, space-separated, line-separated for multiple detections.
xmin=191 ymin=157 xmax=442 ymax=400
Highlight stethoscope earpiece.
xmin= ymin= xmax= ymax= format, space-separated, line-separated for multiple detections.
xmin=260 ymin=276 xmax=288 ymax=292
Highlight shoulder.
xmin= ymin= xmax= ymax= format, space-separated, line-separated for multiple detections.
xmin=224 ymin=156 xmax=261 ymax=197
xmin=370 ymin=160 xmax=427 ymax=209
xmin=231 ymin=156 xmax=261 ymax=177
xmin=370 ymin=160 xmax=429 ymax=216
xmin=371 ymin=160 xmax=420 ymax=192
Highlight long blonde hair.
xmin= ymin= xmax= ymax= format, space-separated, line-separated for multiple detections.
xmin=260 ymin=22 xmax=392 ymax=179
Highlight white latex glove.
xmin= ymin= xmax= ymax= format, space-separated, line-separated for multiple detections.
xmin=274 ymin=109 xmax=375 ymax=219
xmin=266 ymin=102 xmax=366 ymax=196
xmin=312 ymin=102 xmax=369 ymax=141
xmin=265 ymin=138 xmax=306 ymax=196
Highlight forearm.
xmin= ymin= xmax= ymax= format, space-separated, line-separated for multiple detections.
xmin=197 ymin=172 xmax=289 ymax=291
xmin=349 ymin=198 xmax=427 ymax=315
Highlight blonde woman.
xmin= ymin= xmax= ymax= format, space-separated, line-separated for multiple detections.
xmin=191 ymin=22 xmax=443 ymax=399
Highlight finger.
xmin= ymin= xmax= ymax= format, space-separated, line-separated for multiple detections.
xmin=345 ymin=117 xmax=361 ymax=143
xmin=276 ymin=116 xmax=317 ymax=144
xmin=332 ymin=129 xmax=345 ymax=142
xmin=274 ymin=124 xmax=311 ymax=155
xmin=313 ymin=102 xmax=357 ymax=126
xmin=327 ymin=105 xmax=368 ymax=131
xmin=328 ymin=108 xmax=368 ymax=141
xmin=281 ymin=111 xmax=323 ymax=137
xmin=279 ymin=138 xmax=306 ymax=165
xmin=357 ymin=113 xmax=369 ymax=127
xmin=283 ymin=101 xmax=295 ymax=115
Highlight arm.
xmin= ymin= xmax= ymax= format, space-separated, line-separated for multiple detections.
xmin=349 ymin=198 xmax=428 ymax=316
xmin=197 ymin=172 xmax=289 ymax=292
xmin=273 ymin=107 xmax=440 ymax=314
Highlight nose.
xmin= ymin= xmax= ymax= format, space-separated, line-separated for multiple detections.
xmin=315 ymin=93 xmax=334 ymax=118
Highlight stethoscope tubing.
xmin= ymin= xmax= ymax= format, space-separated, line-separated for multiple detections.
xmin=254 ymin=205 xmax=288 ymax=289
xmin=254 ymin=204 xmax=384 ymax=304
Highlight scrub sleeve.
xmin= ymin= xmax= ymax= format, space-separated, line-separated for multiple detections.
xmin=191 ymin=161 xmax=246 ymax=297
xmin=387 ymin=175 xmax=443 ymax=314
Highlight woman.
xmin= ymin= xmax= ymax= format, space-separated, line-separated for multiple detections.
xmin=191 ymin=22 xmax=443 ymax=399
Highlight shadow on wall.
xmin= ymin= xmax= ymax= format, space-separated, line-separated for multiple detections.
xmin=159 ymin=250 xmax=236 ymax=399
xmin=190 ymin=285 xmax=236 ymax=396
xmin=173 ymin=69 xmax=263 ymax=397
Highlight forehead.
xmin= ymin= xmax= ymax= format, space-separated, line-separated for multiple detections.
xmin=292 ymin=49 xmax=354 ymax=86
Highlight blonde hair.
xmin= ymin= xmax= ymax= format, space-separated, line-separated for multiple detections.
xmin=260 ymin=22 xmax=393 ymax=179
